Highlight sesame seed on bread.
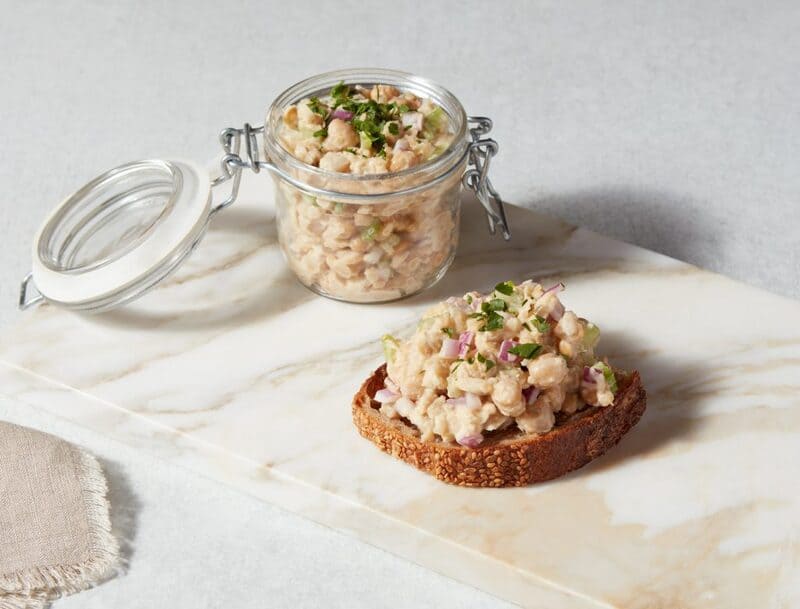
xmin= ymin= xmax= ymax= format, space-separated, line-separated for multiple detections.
xmin=352 ymin=364 xmax=647 ymax=487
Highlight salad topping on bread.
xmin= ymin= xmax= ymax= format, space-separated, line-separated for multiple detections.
xmin=376 ymin=280 xmax=618 ymax=448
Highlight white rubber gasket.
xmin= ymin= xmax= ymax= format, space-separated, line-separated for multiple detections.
xmin=31 ymin=159 xmax=211 ymax=306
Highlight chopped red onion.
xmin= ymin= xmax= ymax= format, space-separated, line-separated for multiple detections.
xmin=393 ymin=138 xmax=410 ymax=152
xmin=401 ymin=111 xmax=423 ymax=131
xmin=498 ymin=339 xmax=518 ymax=363
xmin=331 ymin=109 xmax=354 ymax=121
xmin=523 ymin=386 xmax=540 ymax=405
xmin=446 ymin=296 xmax=471 ymax=312
xmin=385 ymin=378 xmax=399 ymax=393
xmin=457 ymin=434 xmax=484 ymax=449
xmin=583 ymin=366 xmax=601 ymax=385
xmin=466 ymin=293 xmax=483 ymax=311
xmin=440 ymin=338 xmax=461 ymax=358
xmin=543 ymin=282 xmax=565 ymax=296
xmin=374 ymin=389 xmax=399 ymax=403
xmin=457 ymin=331 xmax=474 ymax=357
xmin=550 ymin=300 xmax=565 ymax=321
xmin=465 ymin=393 xmax=482 ymax=409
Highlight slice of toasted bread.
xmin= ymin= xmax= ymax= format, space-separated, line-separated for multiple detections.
xmin=352 ymin=365 xmax=646 ymax=487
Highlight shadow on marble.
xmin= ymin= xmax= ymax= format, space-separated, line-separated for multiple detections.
xmin=564 ymin=329 xmax=710 ymax=481
xmin=82 ymin=195 xmax=564 ymax=331
xmin=98 ymin=458 xmax=140 ymax=567
xmin=85 ymin=206 xmax=317 ymax=331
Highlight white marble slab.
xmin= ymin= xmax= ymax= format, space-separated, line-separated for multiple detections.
xmin=1 ymin=172 xmax=798 ymax=608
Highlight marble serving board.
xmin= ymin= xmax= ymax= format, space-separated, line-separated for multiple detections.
xmin=1 ymin=171 xmax=798 ymax=609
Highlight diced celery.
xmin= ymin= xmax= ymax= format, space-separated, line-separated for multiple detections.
xmin=424 ymin=107 xmax=446 ymax=135
xmin=583 ymin=323 xmax=601 ymax=349
xmin=361 ymin=219 xmax=382 ymax=241
xmin=493 ymin=282 xmax=523 ymax=312
xmin=592 ymin=361 xmax=618 ymax=394
xmin=381 ymin=334 xmax=400 ymax=363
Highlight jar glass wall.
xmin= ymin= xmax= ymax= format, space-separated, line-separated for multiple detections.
xmin=264 ymin=69 xmax=470 ymax=303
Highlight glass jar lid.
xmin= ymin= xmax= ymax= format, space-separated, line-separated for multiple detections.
xmin=24 ymin=159 xmax=211 ymax=312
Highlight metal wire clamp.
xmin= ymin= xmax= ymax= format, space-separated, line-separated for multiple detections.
xmin=462 ymin=117 xmax=511 ymax=240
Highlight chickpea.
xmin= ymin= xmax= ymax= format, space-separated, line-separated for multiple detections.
xmin=319 ymin=152 xmax=351 ymax=173
xmin=297 ymin=100 xmax=324 ymax=128
xmin=389 ymin=150 xmax=420 ymax=172
xmin=370 ymin=84 xmax=399 ymax=103
xmin=323 ymin=118 xmax=359 ymax=152
xmin=321 ymin=216 xmax=356 ymax=242
xmin=516 ymin=403 xmax=555 ymax=435
xmin=282 ymin=105 xmax=298 ymax=129
xmin=555 ymin=311 xmax=583 ymax=341
xmin=491 ymin=370 xmax=526 ymax=417
xmin=293 ymin=142 xmax=321 ymax=166
xmin=351 ymin=155 xmax=389 ymax=175
xmin=526 ymin=353 xmax=568 ymax=389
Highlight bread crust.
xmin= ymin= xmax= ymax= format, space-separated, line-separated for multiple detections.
xmin=352 ymin=364 xmax=646 ymax=487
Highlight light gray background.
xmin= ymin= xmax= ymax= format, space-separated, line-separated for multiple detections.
xmin=1 ymin=1 xmax=798 ymax=607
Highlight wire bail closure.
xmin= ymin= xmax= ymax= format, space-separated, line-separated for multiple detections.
xmin=210 ymin=123 xmax=266 ymax=215
xmin=462 ymin=117 xmax=511 ymax=240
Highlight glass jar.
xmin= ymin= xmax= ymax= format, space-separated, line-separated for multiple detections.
xmin=262 ymin=69 xmax=503 ymax=303
xmin=19 ymin=69 xmax=509 ymax=313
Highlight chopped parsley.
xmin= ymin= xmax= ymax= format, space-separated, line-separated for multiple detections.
xmin=307 ymin=97 xmax=327 ymax=117
xmin=530 ymin=316 xmax=550 ymax=333
xmin=441 ymin=327 xmax=455 ymax=337
xmin=313 ymin=82 xmax=416 ymax=156
xmin=330 ymin=81 xmax=350 ymax=105
xmin=353 ymin=110 xmax=388 ymax=152
xmin=485 ymin=298 xmax=507 ymax=312
xmin=508 ymin=343 xmax=543 ymax=359
xmin=484 ymin=312 xmax=505 ymax=331
xmin=476 ymin=353 xmax=495 ymax=371
xmin=494 ymin=280 xmax=515 ymax=295
xmin=312 ymin=127 xmax=328 ymax=138
xmin=470 ymin=298 xmax=507 ymax=331
xmin=465 ymin=294 xmax=473 ymax=304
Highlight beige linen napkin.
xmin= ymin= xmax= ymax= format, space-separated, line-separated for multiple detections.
xmin=0 ymin=422 xmax=119 ymax=609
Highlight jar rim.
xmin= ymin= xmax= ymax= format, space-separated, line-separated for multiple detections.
xmin=264 ymin=68 xmax=469 ymax=185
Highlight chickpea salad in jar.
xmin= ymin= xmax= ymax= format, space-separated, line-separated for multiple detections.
xmin=374 ymin=280 xmax=620 ymax=448
xmin=279 ymin=82 xmax=454 ymax=174
xmin=266 ymin=75 xmax=470 ymax=303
